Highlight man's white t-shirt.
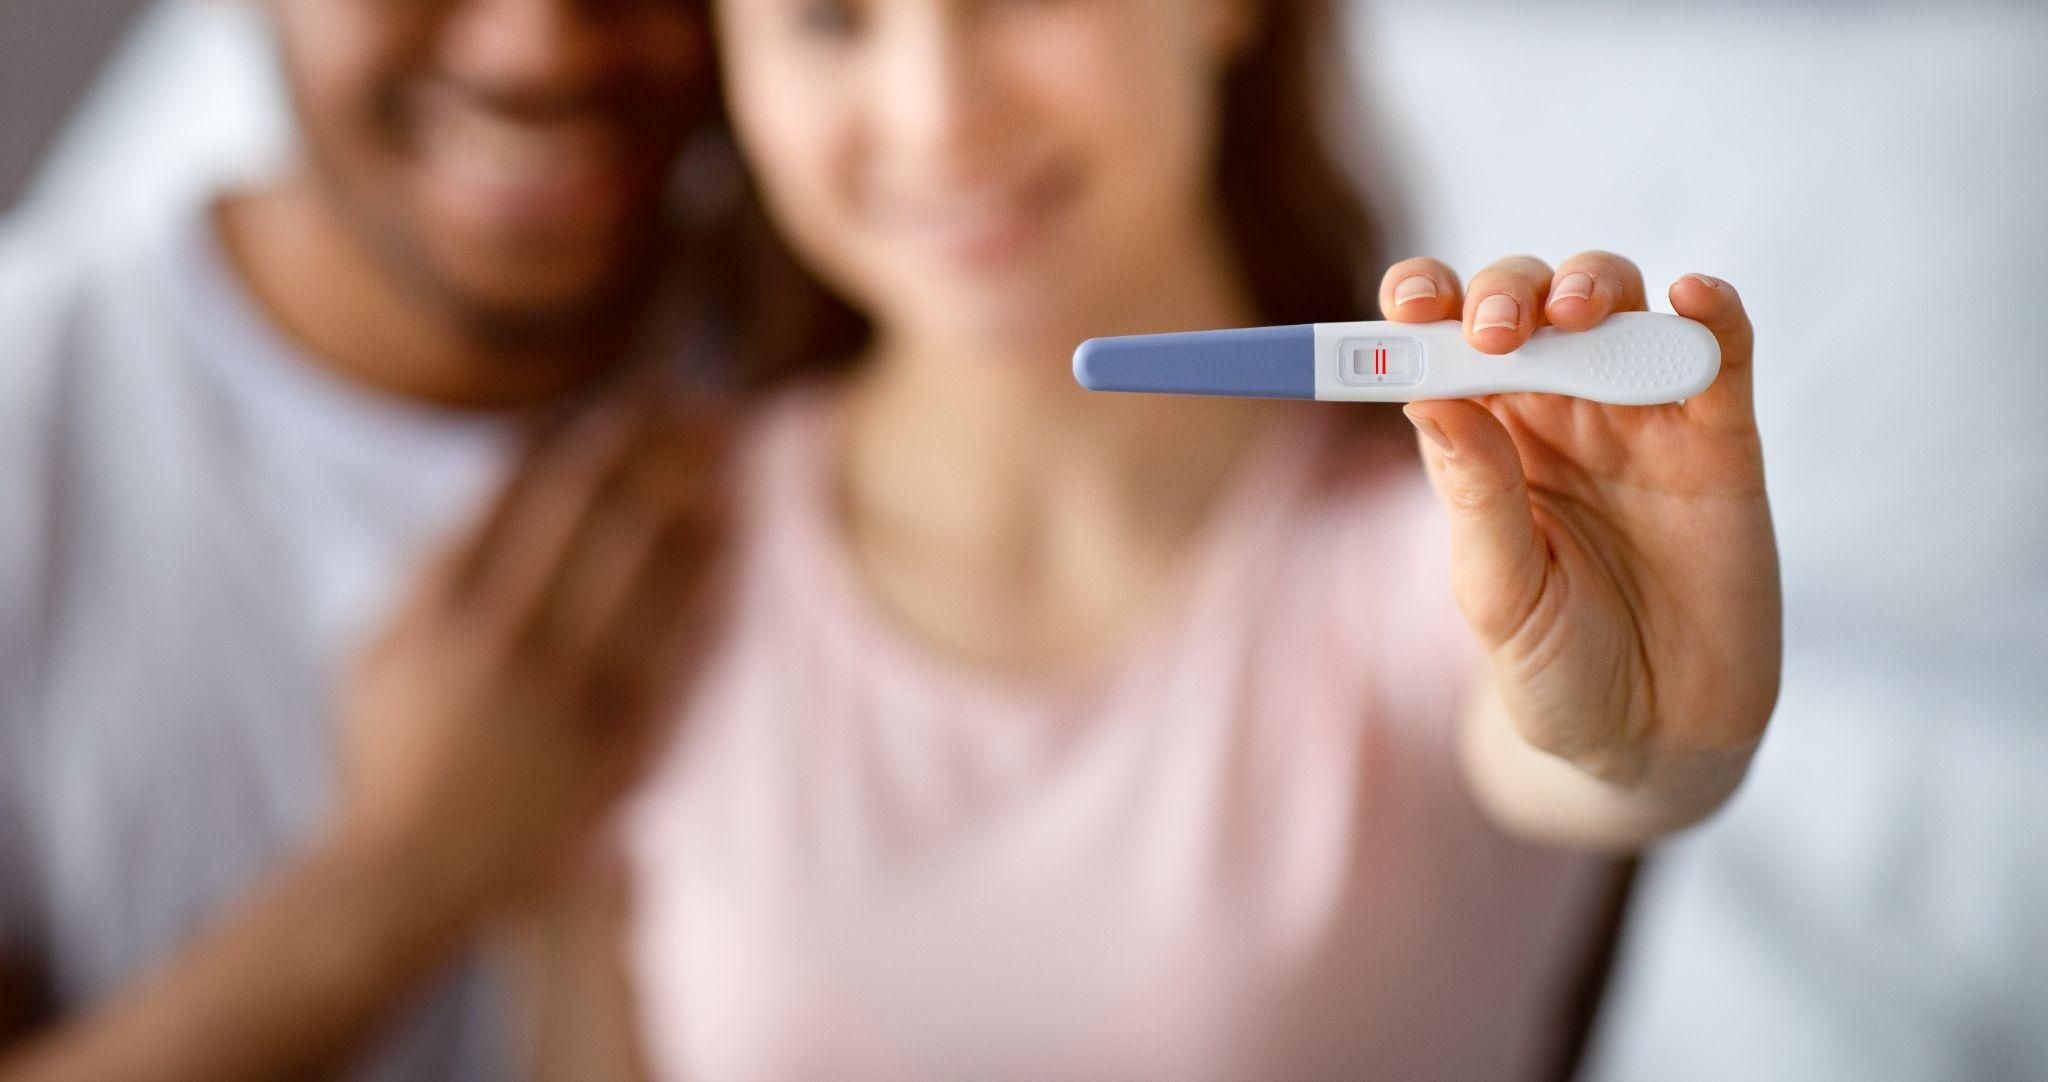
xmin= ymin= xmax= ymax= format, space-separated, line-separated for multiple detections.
xmin=0 ymin=199 xmax=518 ymax=1080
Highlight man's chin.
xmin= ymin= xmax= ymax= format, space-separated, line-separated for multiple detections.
xmin=426 ymin=251 xmax=644 ymax=342
xmin=383 ymin=211 xmax=670 ymax=345
xmin=446 ymin=286 xmax=616 ymax=345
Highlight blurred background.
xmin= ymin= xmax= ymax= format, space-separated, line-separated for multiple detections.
xmin=0 ymin=0 xmax=149 ymax=207
xmin=4 ymin=2 xmax=2044 ymax=1079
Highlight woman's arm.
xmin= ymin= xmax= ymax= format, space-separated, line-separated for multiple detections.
xmin=1382 ymin=253 xmax=1782 ymax=851
xmin=1460 ymin=683 xmax=1759 ymax=851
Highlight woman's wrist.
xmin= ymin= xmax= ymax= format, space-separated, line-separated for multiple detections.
xmin=1461 ymin=686 xmax=1763 ymax=851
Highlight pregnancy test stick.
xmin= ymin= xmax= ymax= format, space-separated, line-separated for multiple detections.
xmin=1073 ymin=312 xmax=1719 ymax=405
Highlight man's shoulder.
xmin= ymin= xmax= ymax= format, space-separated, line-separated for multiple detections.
xmin=0 ymin=208 xmax=194 ymax=450
xmin=0 ymin=210 xmax=191 ymax=628
xmin=0 ymin=210 xmax=174 ymax=359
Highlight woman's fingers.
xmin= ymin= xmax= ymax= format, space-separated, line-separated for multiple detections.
xmin=1379 ymin=257 xmax=1464 ymax=323
xmin=1543 ymin=251 xmax=1648 ymax=331
xmin=1386 ymin=251 xmax=1652 ymax=342
xmin=1670 ymin=274 xmax=1758 ymax=433
xmin=1402 ymin=398 xmax=1548 ymax=645
xmin=1463 ymin=255 xmax=1556 ymax=354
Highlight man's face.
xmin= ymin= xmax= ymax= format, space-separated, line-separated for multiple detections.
xmin=271 ymin=0 xmax=712 ymax=328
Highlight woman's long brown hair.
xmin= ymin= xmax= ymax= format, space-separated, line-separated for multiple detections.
xmin=684 ymin=1 xmax=1395 ymax=386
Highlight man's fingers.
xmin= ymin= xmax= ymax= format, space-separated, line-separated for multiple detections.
xmin=1379 ymin=257 xmax=1464 ymax=323
xmin=1403 ymin=399 xmax=1548 ymax=645
xmin=1669 ymin=274 xmax=1758 ymax=432
xmin=1543 ymin=251 xmax=1648 ymax=331
xmin=583 ymin=507 xmax=724 ymax=771
xmin=1463 ymin=255 xmax=1556 ymax=355
xmin=548 ymin=492 xmax=686 ymax=676
xmin=603 ymin=410 xmax=732 ymax=669
xmin=473 ymin=393 xmax=671 ymax=627
xmin=551 ymin=410 xmax=727 ymax=671
xmin=445 ymin=390 xmax=641 ymax=599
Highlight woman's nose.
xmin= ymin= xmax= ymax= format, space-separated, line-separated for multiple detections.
xmin=872 ymin=11 xmax=1000 ymax=171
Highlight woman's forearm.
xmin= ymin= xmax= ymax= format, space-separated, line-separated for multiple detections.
xmin=1459 ymin=682 xmax=1761 ymax=853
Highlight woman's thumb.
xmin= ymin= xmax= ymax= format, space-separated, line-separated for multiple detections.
xmin=1403 ymin=399 xmax=1547 ymax=644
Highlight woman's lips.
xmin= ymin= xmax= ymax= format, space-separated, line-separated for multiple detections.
xmin=875 ymin=166 xmax=1080 ymax=269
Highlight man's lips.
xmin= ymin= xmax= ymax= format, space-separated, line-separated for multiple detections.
xmin=409 ymin=96 xmax=642 ymax=238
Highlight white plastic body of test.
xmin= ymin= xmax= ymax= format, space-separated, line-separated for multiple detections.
xmin=1312 ymin=312 xmax=1720 ymax=405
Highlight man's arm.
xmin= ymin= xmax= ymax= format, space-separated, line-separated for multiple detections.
xmin=506 ymin=856 xmax=651 ymax=1082
xmin=0 ymin=392 xmax=724 ymax=1081
xmin=0 ymin=832 xmax=479 ymax=1081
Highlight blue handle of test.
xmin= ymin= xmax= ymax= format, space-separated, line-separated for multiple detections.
xmin=1073 ymin=324 xmax=1316 ymax=400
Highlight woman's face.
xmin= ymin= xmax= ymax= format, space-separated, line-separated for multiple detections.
xmin=714 ymin=0 xmax=1252 ymax=345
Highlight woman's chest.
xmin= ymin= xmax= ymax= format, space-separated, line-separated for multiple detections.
xmin=623 ymin=614 xmax=1589 ymax=1080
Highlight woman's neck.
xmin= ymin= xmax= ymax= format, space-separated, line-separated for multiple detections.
xmin=848 ymin=208 xmax=1276 ymax=516
xmin=827 ymin=213 xmax=1298 ymax=673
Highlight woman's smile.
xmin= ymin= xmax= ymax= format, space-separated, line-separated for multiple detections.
xmin=867 ymin=160 xmax=1085 ymax=272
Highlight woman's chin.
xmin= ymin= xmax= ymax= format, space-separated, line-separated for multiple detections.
xmin=890 ymin=284 xmax=1099 ymax=358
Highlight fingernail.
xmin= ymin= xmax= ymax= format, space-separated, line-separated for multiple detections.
xmin=1550 ymin=272 xmax=1595 ymax=305
xmin=1686 ymin=273 xmax=1723 ymax=290
xmin=1394 ymin=275 xmax=1439 ymax=306
xmin=1406 ymin=409 xmax=1454 ymax=456
xmin=1473 ymin=293 xmax=1520 ymax=333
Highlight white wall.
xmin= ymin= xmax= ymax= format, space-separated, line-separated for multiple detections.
xmin=11 ymin=0 xmax=288 ymax=242
xmin=0 ymin=0 xmax=149 ymax=210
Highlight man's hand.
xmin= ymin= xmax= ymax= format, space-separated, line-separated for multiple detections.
xmin=2 ymin=387 xmax=728 ymax=1082
xmin=336 ymin=388 xmax=728 ymax=916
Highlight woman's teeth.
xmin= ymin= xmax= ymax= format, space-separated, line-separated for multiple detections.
xmin=892 ymin=181 xmax=1052 ymax=246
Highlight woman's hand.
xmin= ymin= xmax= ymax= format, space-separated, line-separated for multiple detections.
xmin=1386 ymin=253 xmax=1781 ymax=846
xmin=332 ymin=388 xmax=729 ymax=923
